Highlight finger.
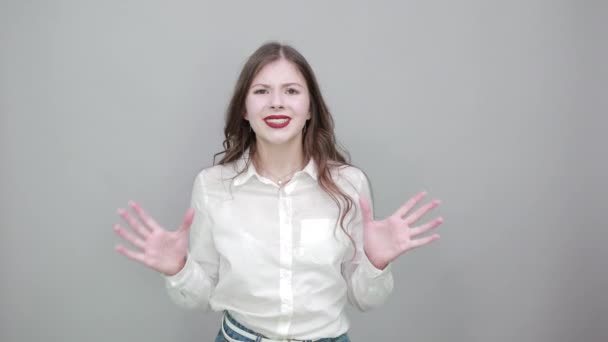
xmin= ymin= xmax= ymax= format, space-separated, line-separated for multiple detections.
xmin=128 ymin=200 xmax=161 ymax=231
xmin=177 ymin=208 xmax=196 ymax=233
xmin=115 ymin=244 xmax=150 ymax=266
xmin=404 ymin=199 xmax=441 ymax=225
xmin=410 ymin=217 xmax=444 ymax=237
xmin=409 ymin=234 xmax=440 ymax=250
xmin=395 ymin=191 xmax=427 ymax=218
xmin=359 ymin=196 xmax=373 ymax=225
xmin=113 ymin=223 xmax=146 ymax=250
xmin=117 ymin=208 xmax=150 ymax=238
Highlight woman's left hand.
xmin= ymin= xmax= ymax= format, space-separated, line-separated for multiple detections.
xmin=359 ymin=191 xmax=444 ymax=270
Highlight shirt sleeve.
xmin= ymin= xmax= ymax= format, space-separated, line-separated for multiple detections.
xmin=163 ymin=170 xmax=219 ymax=310
xmin=341 ymin=169 xmax=394 ymax=311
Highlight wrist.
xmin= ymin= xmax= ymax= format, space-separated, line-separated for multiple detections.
xmin=364 ymin=250 xmax=389 ymax=270
xmin=164 ymin=255 xmax=187 ymax=276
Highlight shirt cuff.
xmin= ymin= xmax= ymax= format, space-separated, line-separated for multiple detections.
xmin=164 ymin=253 xmax=196 ymax=287
xmin=360 ymin=252 xmax=392 ymax=278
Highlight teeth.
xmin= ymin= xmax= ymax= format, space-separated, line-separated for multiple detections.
xmin=266 ymin=118 xmax=289 ymax=124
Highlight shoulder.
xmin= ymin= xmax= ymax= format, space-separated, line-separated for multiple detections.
xmin=191 ymin=160 xmax=243 ymax=190
xmin=189 ymin=160 xmax=245 ymax=208
xmin=328 ymin=162 xmax=371 ymax=194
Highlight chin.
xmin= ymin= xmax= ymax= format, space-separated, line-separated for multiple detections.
xmin=258 ymin=132 xmax=303 ymax=147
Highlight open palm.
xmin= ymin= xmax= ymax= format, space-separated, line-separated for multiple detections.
xmin=360 ymin=191 xmax=444 ymax=269
xmin=113 ymin=201 xmax=195 ymax=276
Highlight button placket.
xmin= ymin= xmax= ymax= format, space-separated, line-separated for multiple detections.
xmin=276 ymin=188 xmax=294 ymax=337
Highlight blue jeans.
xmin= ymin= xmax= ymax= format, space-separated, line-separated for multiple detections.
xmin=214 ymin=311 xmax=351 ymax=342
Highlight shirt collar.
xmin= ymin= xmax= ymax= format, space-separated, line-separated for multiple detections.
xmin=232 ymin=148 xmax=318 ymax=187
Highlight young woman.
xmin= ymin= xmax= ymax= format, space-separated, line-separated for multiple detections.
xmin=113 ymin=42 xmax=444 ymax=342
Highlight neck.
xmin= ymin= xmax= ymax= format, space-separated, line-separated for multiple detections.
xmin=252 ymin=139 xmax=306 ymax=180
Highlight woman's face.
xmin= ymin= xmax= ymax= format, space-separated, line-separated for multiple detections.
xmin=244 ymin=58 xmax=311 ymax=147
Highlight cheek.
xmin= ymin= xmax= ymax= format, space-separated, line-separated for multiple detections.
xmin=245 ymin=96 xmax=266 ymax=116
xmin=291 ymin=96 xmax=310 ymax=114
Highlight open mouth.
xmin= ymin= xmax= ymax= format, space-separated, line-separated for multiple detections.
xmin=264 ymin=116 xmax=291 ymax=128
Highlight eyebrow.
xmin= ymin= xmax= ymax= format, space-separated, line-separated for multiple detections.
xmin=251 ymin=82 xmax=305 ymax=89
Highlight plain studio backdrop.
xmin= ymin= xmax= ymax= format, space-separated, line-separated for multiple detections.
xmin=1 ymin=1 xmax=606 ymax=341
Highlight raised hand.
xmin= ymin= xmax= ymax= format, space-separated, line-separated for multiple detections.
xmin=113 ymin=201 xmax=195 ymax=276
xmin=359 ymin=191 xmax=444 ymax=270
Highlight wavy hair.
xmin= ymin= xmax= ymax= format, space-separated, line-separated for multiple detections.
xmin=213 ymin=41 xmax=357 ymax=256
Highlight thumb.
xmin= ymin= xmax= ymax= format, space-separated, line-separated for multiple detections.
xmin=178 ymin=207 xmax=195 ymax=233
xmin=359 ymin=196 xmax=373 ymax=225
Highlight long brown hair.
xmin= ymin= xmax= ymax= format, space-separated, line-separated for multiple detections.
xmin=213 ymin=41 xmax=357 ymax=254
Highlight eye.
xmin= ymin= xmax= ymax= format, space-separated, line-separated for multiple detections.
xmin=286 ymin=88 xmax=299 ymax=95
xmin=253 ymin=88 xmax=267 ymax=94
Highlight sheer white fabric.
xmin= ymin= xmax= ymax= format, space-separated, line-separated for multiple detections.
xmin=164 ymin=152 xmax=394 ymax=340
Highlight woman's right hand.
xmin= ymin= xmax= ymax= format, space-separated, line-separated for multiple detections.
xmin=113 ymin=201 xmax=195 ymax=276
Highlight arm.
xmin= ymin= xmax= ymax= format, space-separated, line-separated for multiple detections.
xmin=164 ymin=171 xmax=219 ymax=310
xmin=341 ymin=171 xmax=394 ymax=311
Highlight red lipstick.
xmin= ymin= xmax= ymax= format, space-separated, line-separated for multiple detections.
xmin=264 ymin=115 xmax=291 ymax=129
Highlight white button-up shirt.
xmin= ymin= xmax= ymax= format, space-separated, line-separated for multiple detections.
xmin=164 ymin=152 xmax=394 ymax=340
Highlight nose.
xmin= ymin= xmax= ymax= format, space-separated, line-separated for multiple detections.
xmin=269 ymin=91 xmax=284 ymax=110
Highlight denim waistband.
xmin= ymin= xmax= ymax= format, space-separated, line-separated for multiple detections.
xmin=223 ymin=310 xmax=269 ymax=341
xmin=220 ymin=311 xmax=350 ymax=342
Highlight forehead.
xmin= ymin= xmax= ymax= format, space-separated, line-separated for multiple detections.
xmin=251 ymin=58 xmax=306 ymax=85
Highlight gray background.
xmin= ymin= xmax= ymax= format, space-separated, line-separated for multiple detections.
xmin=1 ymin=0 xmax=606 ymax=341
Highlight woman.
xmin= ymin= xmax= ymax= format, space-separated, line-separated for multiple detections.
xmin=113 ymin=42 xmax=444 ymax=342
